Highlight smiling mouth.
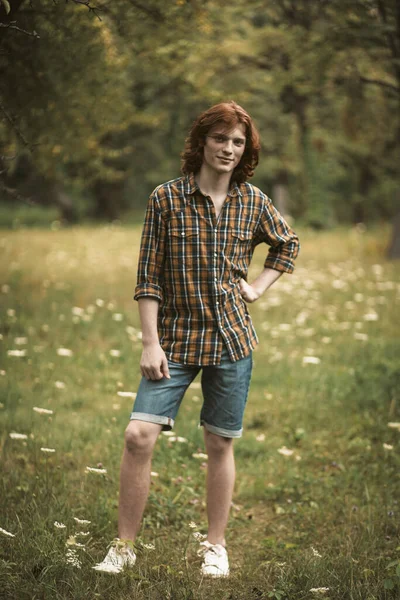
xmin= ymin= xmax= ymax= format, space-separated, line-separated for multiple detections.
xmin=217 ymin=157 xmax=233 ymax=162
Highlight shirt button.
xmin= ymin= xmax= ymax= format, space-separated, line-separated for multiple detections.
xmin=216 ymin=301 xmax=219 ymax=305
xmin=214 ymin=252 xmax=218 ymax=257
xmin=181 ymin=232 xmax=185 ymax=237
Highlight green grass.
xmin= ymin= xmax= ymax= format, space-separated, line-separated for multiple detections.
xmin=0 ymin=223 xmax=399 ymax=599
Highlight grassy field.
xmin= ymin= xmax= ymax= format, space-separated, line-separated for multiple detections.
xmin=0 ymin=223 xmax=399 ymax=600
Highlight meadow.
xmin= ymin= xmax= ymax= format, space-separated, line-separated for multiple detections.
xmin=0 ymin=223 xmax=399 ymax=600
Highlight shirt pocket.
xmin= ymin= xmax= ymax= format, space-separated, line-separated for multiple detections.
xmin=168 ymin=225 xmax=200 ymax=271
xmin=228 ymin=228 xmax=253 ymax=271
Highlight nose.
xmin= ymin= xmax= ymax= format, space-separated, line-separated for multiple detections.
xmin=222 ymin=139 xmax=234 ymax=154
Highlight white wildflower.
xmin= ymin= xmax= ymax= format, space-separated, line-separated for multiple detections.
xmin=40 ymin=447 xmax=56 ymax=453
xmin=14 ymin=337 xmax=28 ymax=345
xmin=311 ymin=547 xmax=322 ymax=558
xmin=372 ymin=264 xmax=383 ymax=276
xmin=303 ymin=356 xmax=321 ymax=365
xmin=321 ymin=337 xmax=331 ymax=344
xmin=55 ymin=381 xmax=66 ymax=389
xmin=9 ymin=432 xmax=28 ymax=440
xmin=161 ymin=431 xmax=175 ymax=437
xmin=109 ymin=349 xmax=121 ymax=357
xmin=256 ymin=434 xmax=266 ymax=442
xmin=2 ymin=284 xmax=10 ymax=293
xmin=0 ymin=370 xmax=6 ymax=376
xmin=0 ymin=526 xmax=15 ymax=537
xmin=57 ymin=348 xmax=73 ymax=357
xmin=332 ymin=279 xmax=346 ymax=289
xmin=193 ymin=532 xmax=206 ymax=541
xmin=95 ymin=298 xmax=104 ymax=307
xmin=85 ymin=467 xmax=107 ymax=475
xmin=7 ymin=350 xmax=26 ymax=357
xmin=7 ymin=309 xmax=15 ymax=317
xmin=72 ymin=307 xmax=85 ymax=316
xmin=383 ymin=443 xmax=393 ymax=450
xmin=189 ymin=521 xmax=197 ymax=529
xmin=354 ymin=293 xmax=364 ymax=302
xmin=278 ymin=446 xmax=294 ymax=456
xmin=112 ymin=313 xmax=123 ymax=321
xmin=354 ymin=332 xmax=368 ymax=341
xmin=142 ymin=543 xmax=155 ymax=550
xmin=309 ymin=588 xmax=330 ymax=595
xmin=364 ymin=312 xmax=378 ymax=321
xmin=76 ymin=531 xmax=90 ymax=537
xmin=176 ymin=437 xmax=188 ymax=443
xmin=150 ymin=471 xmax=159 ymax=477
xmin=54 ymin=521 xmax=66 ymax=529
xmin=112 ymin=404 xmax=121 ymax=410
xmin=65 ymin=548 xmax=82 ymax=568
xmin=33 ymin=407 xmax=54 ymax=415
xmin=73 ymin=517 xmax=91 ymax=525
xmin=117 ymin=391 xmax=137 ymax=398
xmin=387 ymin=423 xmax=400 ymax=431
xmin=192 ymin=453 xmax=208 ymax=460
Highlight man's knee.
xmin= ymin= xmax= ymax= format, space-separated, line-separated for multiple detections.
xmin=124 ymin=421 xmax=161 ymax=456
xmin=204 ymin=430 xmax=233 ymax=455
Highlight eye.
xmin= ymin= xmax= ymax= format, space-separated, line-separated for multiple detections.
xmin=214 ymin=135 xmax=225 ymax=143
xmin=234 ymin=139 xmax=245 ymax=147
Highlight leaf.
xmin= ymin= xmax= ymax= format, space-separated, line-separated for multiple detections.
xmin=384 ymin=578 xmax=394 ymax=590
xmin=396 ymin=563 xmax=400 ymax=578
xmin=1 ymin=0 xmax=11 ymax=14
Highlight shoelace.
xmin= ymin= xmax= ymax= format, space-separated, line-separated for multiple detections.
xmin=198 ymin=541 xmax=226 ymax=559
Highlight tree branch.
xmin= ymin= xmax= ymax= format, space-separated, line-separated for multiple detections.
xmin=67 ymin=0 xmax=102 ymax=21
xmin=0 ymin=100 xmax=34 ymax=150
xmin=359 ymin=75 xmax=400 ymax=95
xmin=0 ymin=21 xmax=40 ymax=37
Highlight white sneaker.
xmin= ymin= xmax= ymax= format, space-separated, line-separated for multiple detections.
xmin=92 ymin=542 xmax=136 ymax=574
xmin=198 ymin=540 xmax=230 ymax=577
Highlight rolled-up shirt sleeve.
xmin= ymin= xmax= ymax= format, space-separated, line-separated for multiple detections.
xmin=256 ymin=194 xmax=300 ymax=274
xmin=134 ymin=191 xmax=166 ymax=303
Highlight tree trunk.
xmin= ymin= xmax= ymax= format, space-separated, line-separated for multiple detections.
xmin=387 ymin=212 xmax=400 ymax=260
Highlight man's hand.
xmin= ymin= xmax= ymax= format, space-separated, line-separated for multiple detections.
xmin=140 ymin=343 xmax=171 ymax=381
xmin=239 ymin=278 xmax=261 ymax=303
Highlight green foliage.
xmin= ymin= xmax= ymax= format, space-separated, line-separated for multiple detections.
xmin=0 ymin=0 xmax=399 ymax=223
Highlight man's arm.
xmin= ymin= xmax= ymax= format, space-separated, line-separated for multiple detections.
xmin=138 ymin=298 xmax=170 ymax=381
xmin=239 ymin=268 xmax=282 ymax=303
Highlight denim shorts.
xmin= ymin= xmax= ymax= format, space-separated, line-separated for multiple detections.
xmin=130 ymin=346 xmax=253 ymax=438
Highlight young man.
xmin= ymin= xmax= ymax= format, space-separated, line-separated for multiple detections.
xmin=94 ymin=101 xmax=300 ymax=577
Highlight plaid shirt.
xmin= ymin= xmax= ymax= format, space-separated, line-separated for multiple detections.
xmin=134 ymin=173 xmax=299 ymax=365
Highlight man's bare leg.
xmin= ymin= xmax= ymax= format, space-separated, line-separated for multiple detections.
xmin=118 ymin=420 xmax=162 ymax=541
xmin=203 ymin=429 xmax=235 ymax=546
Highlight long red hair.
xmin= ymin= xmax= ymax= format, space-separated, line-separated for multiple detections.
xmin=181 ymin=101 xmax=260 ymax=183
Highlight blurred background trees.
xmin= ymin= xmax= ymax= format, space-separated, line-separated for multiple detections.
xmin=0 ymin=0 xmax=399 ymax=226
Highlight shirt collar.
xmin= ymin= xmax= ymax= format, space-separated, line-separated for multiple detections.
xmin=184 ymin=173 xmax=242 ymax=199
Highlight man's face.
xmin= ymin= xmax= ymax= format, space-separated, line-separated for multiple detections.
xmin=202 ymin=123 xmax=246 ymax=176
